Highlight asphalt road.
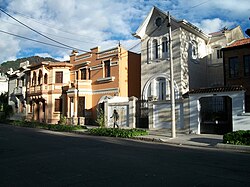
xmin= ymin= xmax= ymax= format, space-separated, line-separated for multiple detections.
xmin=0 ymin=124 xmax=250 ymax=187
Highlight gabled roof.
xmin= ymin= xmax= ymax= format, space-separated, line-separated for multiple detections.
xmin=133 ymin=6 xmax=209 ymax=41
xmin=133 ymin=6 xmax=165 ymax=39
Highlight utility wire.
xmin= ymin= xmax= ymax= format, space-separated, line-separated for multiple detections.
xmin=0 ymin=29 xmax=73 ymax=51
xmin=0 ymin=19 xmax=100 ymax=45
xmin=5 ymin=8 xmax=117 ymax=45
xmin=0 ymin=8 xmax=90 ymax=53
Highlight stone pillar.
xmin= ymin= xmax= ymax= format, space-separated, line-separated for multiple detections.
xmin=74 ymin=91 xmax=78 ymax=117
xmin=148 ymin=101 xmax=154 ymax=129
xmin=129 ymin=96 xmax=137 ymax=128
xmin=67 ymin=96 xmax=70 ymax=118
xmin=78 ymin=117 xmax=85 ymax=126
xmin=104 ymin=100 xmax=108 ymax=127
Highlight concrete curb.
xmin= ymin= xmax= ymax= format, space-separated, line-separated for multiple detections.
xmin=132 ymin=136 xmax=250 ymax=153
xmin=216 ymin=143 xmax=250 ymax=152
xmin=72 ymin=129 xmax=250 ymax=153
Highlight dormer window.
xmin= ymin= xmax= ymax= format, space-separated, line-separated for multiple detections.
xmin=155 ymin=17 xmax=162 ymax=27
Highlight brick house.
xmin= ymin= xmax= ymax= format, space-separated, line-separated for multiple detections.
xmin=222 ymin=38 xmax=250 ymax=112
xmin=65 ymin=46 xmax=140 ymax=124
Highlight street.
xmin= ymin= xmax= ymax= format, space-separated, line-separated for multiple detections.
xmin=0 ymin=124 xmax=249 ymax=187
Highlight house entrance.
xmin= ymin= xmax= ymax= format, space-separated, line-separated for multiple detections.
xmin=136 ymin=100 xmax=149 ymax=128
xmin=199 ymin=96 xmax=232 ymax=134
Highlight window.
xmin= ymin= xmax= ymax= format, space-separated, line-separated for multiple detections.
xmin=155 ymin=17 xmax=162 ymax=27
xmin=55 ymin=99 xmax=62 ymax=112
xmin=217 ymin=49 xmax=222 ymax=59
xmin=104 ymin=60 xmax=110 ymax=77
xmin=44 ymin=73 xmax=48 ymax=84
xmin=32 ymin=72 xmax=36 ymax=86
xmin=88 ymin=68 xmax=91 ymax=80
xmin=152 ymin=39 xmax=158 ymax=60
xmin=191 ymin=41 xmax=198 ymax=59
xmin=156 ymin=78 xmax=166 ymax=100
xmin=81 ymin=69 xmax=87 ymax=80
xmin=244 ymin=55 xmax=250 ymax=76
xmin=162 ymin=37 xmax=168 ymax=59
xmin=147 ymin=39 xmax=150 ymax=63
xmin=38 ymin=70 xmax=42 ymax=85
xmin=229 ymin=57 xmax=239 ymax=78
xmin=55 ymin=71 xmax=63 ymax=83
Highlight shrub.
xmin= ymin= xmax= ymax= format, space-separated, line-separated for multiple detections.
xmin=95 ymin=108 xmax=106 ymax=127
xmin=58 ymin=115 xmax=67 ymax=125
xmin=88 ymin=128 xmax=148 ymax=138
xmin=10 ymin=120 xmax=86 ymax=132
xmin=223 ymin=130 xmax=250 ymax=146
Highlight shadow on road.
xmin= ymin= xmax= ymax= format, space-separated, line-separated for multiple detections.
xmin=190 ymin=137 xmax=223 ymax=146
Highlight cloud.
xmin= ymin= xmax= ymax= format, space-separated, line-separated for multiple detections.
xmin=0 ymin=0 xmax=248 ymax=64
xmin=194 ymin=18 xmax=236 ymax=34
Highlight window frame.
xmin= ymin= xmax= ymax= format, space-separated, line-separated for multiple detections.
xmin=54 ymin=98 xmax=62 ymax=112
xmin=80 ymin=68 xmax=87 ymax=80
xmin=229 ymin=56 xmax=239 ymax=78
xmin=191 ymin=40 xmax=198 ymax=59
xmin=152 ymin=39 xmax=158 ymax=60
xmin=244 ymin=55 xmax=250 ymax=76
xmin=104 ymin=60 xmax=111 ymax=78
xmin=55 ymin=71 xmax=63 ymax=83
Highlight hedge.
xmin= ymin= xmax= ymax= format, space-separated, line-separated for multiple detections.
xmin=223 ymin=130 xmax=250 ymax=146
xmin=11 ymin=120 xmax=86 ymax=132
xmin=88 ymin=128 xmax=148 ymax=138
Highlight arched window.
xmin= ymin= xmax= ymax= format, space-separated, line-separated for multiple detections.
xmin=38 ymin=70 xmax=42 ymax=85
xmin=147 ymin=39 xmax=150 ymax=63
xmin=162 ymin=37 xmax=168 ymax=59
xmin=156 ymin=78 xmax=166 ymax=100
xmin=191 ymin=41 xmax=198 ymax=59
xmin=44 ymin=73 xmax=48 ymax=84
xmin=152 ymin=39 xmax=158 ymax=60
xmin=32 ymin=72 xmax=36 ymax=86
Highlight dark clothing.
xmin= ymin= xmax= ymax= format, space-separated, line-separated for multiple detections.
xmin=111 ymin=110 xmax=119 ymax=128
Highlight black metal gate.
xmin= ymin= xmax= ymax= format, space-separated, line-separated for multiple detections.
xmin=136 ymin=100 xmax=149 ymax=128
xmin=200 ymin=96 xmax=232 ymax=134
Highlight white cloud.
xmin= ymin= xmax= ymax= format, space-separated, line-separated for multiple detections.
xmin=0 ymin=0 xmax=248 ymax=64
xmin=194 ymin=18 xmax=236 ymax=34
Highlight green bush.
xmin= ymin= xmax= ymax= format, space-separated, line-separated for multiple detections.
xmin=95 ymin=108 xmax=105 ymax=127
xmin=11 ymin=120 xmax=86 ymax=132
xmin=88 ymin=128 xmax=148 ymax=138
xmin=223 ymin=130 xmax=250 ymax=146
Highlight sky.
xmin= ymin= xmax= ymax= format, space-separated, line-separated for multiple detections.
xmin=0 ymin=0 xmax=249 ymax=63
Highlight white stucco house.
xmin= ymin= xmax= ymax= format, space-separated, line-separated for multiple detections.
xmin=6 ymin=61 xmax=30 ymax=120
xmin=133 ymin=6 xmax=247 ymax=134
xmin=0 ymin=73 xmax=8 ymax=94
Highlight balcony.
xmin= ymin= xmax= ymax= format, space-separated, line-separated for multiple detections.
xmin=14 ymin=86 xmax=26 ymax=96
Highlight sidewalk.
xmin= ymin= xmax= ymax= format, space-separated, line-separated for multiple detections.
xmin=134 ymin=128 xmax=250 ymax=152
xmin=77 ymin=126 xmax=250 ymax=153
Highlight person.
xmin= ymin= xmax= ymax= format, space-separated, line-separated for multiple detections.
xmin=110 ymin=109 xmax=119 ymax=128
